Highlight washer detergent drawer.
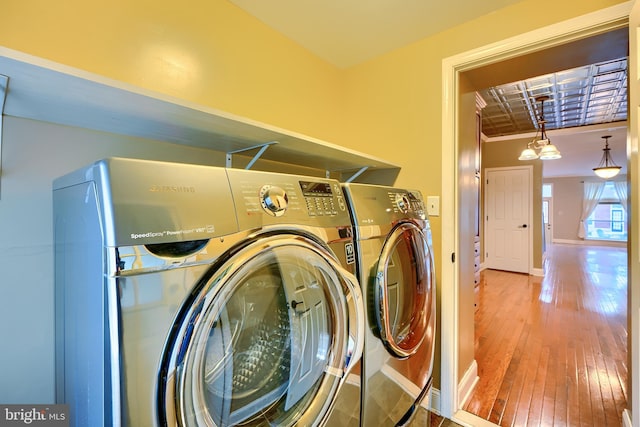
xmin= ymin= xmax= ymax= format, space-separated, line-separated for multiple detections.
xmin=158 ymin=234 xmax=364 ymax=427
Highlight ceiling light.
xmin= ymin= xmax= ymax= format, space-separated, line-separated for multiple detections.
xmin=593 ymin=135 xmax=621 ymax=179
xmin=518 ymin=96 xmax=562 ymax=161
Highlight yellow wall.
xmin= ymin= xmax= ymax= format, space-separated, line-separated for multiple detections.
xmin=0 ymin=0 xmax=345 ymax=144
xmin=0 ymin=0 xmax=627 ymax=396
xmin=341 ymin=0 xmax=624 ymax=387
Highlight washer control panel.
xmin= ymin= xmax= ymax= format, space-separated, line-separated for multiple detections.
xmin=226 ymin=168 xmax=351 ymax=227
xmin=259 ymin=185 xmax=289 ymax=217
xmin=300 ymin=181 xmax=346 ymax=217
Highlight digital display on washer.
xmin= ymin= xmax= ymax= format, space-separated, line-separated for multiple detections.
xmin=299 ymin=181 xmax=333 ymax=197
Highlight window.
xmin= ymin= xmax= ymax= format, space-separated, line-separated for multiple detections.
xmin=585 ymin=182 xmax=627 ymax=242
xmin=542 ymin=183 xmax=553 ymax=198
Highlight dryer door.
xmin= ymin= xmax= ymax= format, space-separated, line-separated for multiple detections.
xmin=375 ymin=221 xmax=434 ymax=358
xmin=158 ymin=234 xmax=364 ymax=427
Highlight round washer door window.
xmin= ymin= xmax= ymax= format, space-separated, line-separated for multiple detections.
xmin=375 ymin=221 xmax=434 ymax=358
xmin=159 ymin=234 xmax=363 ymax=427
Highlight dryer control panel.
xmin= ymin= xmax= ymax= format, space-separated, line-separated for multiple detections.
xmin=389 ymin=191 xmax=426 ymax=218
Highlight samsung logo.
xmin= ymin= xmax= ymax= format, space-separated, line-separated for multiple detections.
xmin=149 ymin=185 xmax=196 ymax=193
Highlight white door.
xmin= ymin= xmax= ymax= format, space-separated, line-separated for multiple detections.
xmin=484 ymin=167 xmax=531 ymax=273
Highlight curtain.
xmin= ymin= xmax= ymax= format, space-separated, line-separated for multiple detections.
xmin=578 ymin=181 xmax=605 ymax=239
xmin=613 ymin=180 xmax=628 ymax=212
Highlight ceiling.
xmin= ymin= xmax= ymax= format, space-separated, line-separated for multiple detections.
xmin=227 ymin=0 xmax=629 ymax=178
xmin=479 ymin=58 xmax=627 ymax=138
xmin=227 ymin=0 xmax=526 ymax=68
xmin=479 ymin=57 xmax=628 ymax=178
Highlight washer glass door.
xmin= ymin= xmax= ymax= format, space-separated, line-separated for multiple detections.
xmin=159 ymin=235 xmax=362 ymax=427
xmin=375 ymin=222 xmax=434 ymax=358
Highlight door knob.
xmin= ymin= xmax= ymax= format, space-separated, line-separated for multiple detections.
xmin=518 ymin=224 xmax=528 ymax=228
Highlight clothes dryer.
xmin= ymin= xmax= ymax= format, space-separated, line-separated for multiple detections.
xmin=341 ymin=183 xmax=436 ymax=426
xmin=53 ymin=158 xmax=365 ymax=427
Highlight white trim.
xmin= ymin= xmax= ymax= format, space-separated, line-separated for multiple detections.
xmin=457 ymin=360 xmax=479 ymax=409
xmin=441 ymin=41 xmax=459 ymax=418
xmin=624 ymin=408 xmax=633 ymax=427
xmin=424 ymin=387 xmax=441 ymax=413
xmin=440 ymin=1 xmax=632 ymax=421
xmin=380 ymin=364 xmax=422 ymax=397
xmin=484 ymin=122 xmax=628 ymax=143
xmin=553 ymin=238 xmax=627 ymax=248
xmin=379 ymin=364 xmax=439 ymax=414
xmin=531 ymin=267 xmax=544 ymax=277
xmin=452 ymin=410 xmax=500 ymax=427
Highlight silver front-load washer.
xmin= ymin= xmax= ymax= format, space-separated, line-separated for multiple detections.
xmin=53 ymin=158 xmax=365 ymax=427
xmin=341 ymin=183 xmax=436 ymax=426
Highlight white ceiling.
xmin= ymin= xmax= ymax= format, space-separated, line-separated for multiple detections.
xmin=486 ymin=124 xmax=627 ymax=178
xmin=227 ymin=0 xmax=526 ymax=68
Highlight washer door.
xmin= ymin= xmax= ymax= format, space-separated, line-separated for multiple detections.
xmin=375 ymin=221 xmax=434 ymax=358
xmin=158 ymin=234 xmax=364 ymax=427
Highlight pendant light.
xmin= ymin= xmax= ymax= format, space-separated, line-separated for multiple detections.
xmin=518 ymin=96 xmax=562 ymax=161
xmin=593 ymin=135 xmax=621 ymax=179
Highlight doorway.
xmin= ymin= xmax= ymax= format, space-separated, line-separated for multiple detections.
xmin=484 ymin=167 xmax=532 ymax=274
xmin=543 ymin=196 xmax=553 ymax=255
xmin=439 ymin=3 xmax=632 ymax=426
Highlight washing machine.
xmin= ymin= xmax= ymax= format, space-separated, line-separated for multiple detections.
xmin=341 ymin=183 xmax=436 ymax=426
xmin=53 ymin=157 xmax=365 ymax=427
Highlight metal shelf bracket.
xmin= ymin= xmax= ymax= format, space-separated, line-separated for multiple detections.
xmin=0 ymin=74 xmax=8 ymax=199
xmin=226 ymin=141 xmax=278 ymax=169
xmin=336 ymin=166 xmax=369 ymax=183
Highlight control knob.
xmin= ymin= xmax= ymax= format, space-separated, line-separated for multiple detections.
xmin=260 ymin=185 xmax=288 ymax=216
xmin=395 ymin=194 xmax=410 ymax=213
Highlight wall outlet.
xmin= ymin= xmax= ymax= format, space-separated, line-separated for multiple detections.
xmin=427 ymin=196 xmax=440 ymax=216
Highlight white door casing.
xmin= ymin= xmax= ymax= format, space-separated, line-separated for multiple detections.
xmin=484 ymin=167 xmax=531 ymax=274
xmin=627 ymin=1 xmax=639 ymax=426
xmin=440 ymin=3 xmax=631 ymax=424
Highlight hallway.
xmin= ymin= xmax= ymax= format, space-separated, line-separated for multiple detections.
xmin=463 ymin=243 xmax=628 ymax=426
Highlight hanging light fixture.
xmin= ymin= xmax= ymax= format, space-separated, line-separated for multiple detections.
xmin=593 ymin=135 xmax=621 ymax=179
xmin=518 ymin=95 xmax=562 ymax=161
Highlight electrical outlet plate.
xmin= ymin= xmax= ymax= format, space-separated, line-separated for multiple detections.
xmin=427 ymin=196 xmax=439 ymax=216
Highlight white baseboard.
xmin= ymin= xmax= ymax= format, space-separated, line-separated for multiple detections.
xmin=424 ymin=387 xmax=441 ymax=413
xmin=458 ymin=360 xmax=479 ymax=409
xmin=380 ymin=364 xmax=439 ymax=414
xmin=623 ymin=409 xmax=632 ymax=427
xmin=553 ymin=238 xmax=626 ymax=248
xmin=531 ymin=267 xmax=544 ymax=277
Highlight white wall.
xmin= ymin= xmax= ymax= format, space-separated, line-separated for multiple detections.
xmin=0 ymin=116 xmax=234 ymax=403
xmin=544 ymin=176 xmax=628 ymax=244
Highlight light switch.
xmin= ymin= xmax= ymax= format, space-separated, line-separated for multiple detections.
xmin=426 ymin=196 xmax=440 ymax=216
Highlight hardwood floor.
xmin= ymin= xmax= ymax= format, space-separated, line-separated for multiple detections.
xmin=463 ymin=243 xmax=628 ymax=427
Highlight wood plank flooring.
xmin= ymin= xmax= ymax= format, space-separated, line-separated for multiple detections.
xmin=463 ymin=243 xmax=627 ymax=427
